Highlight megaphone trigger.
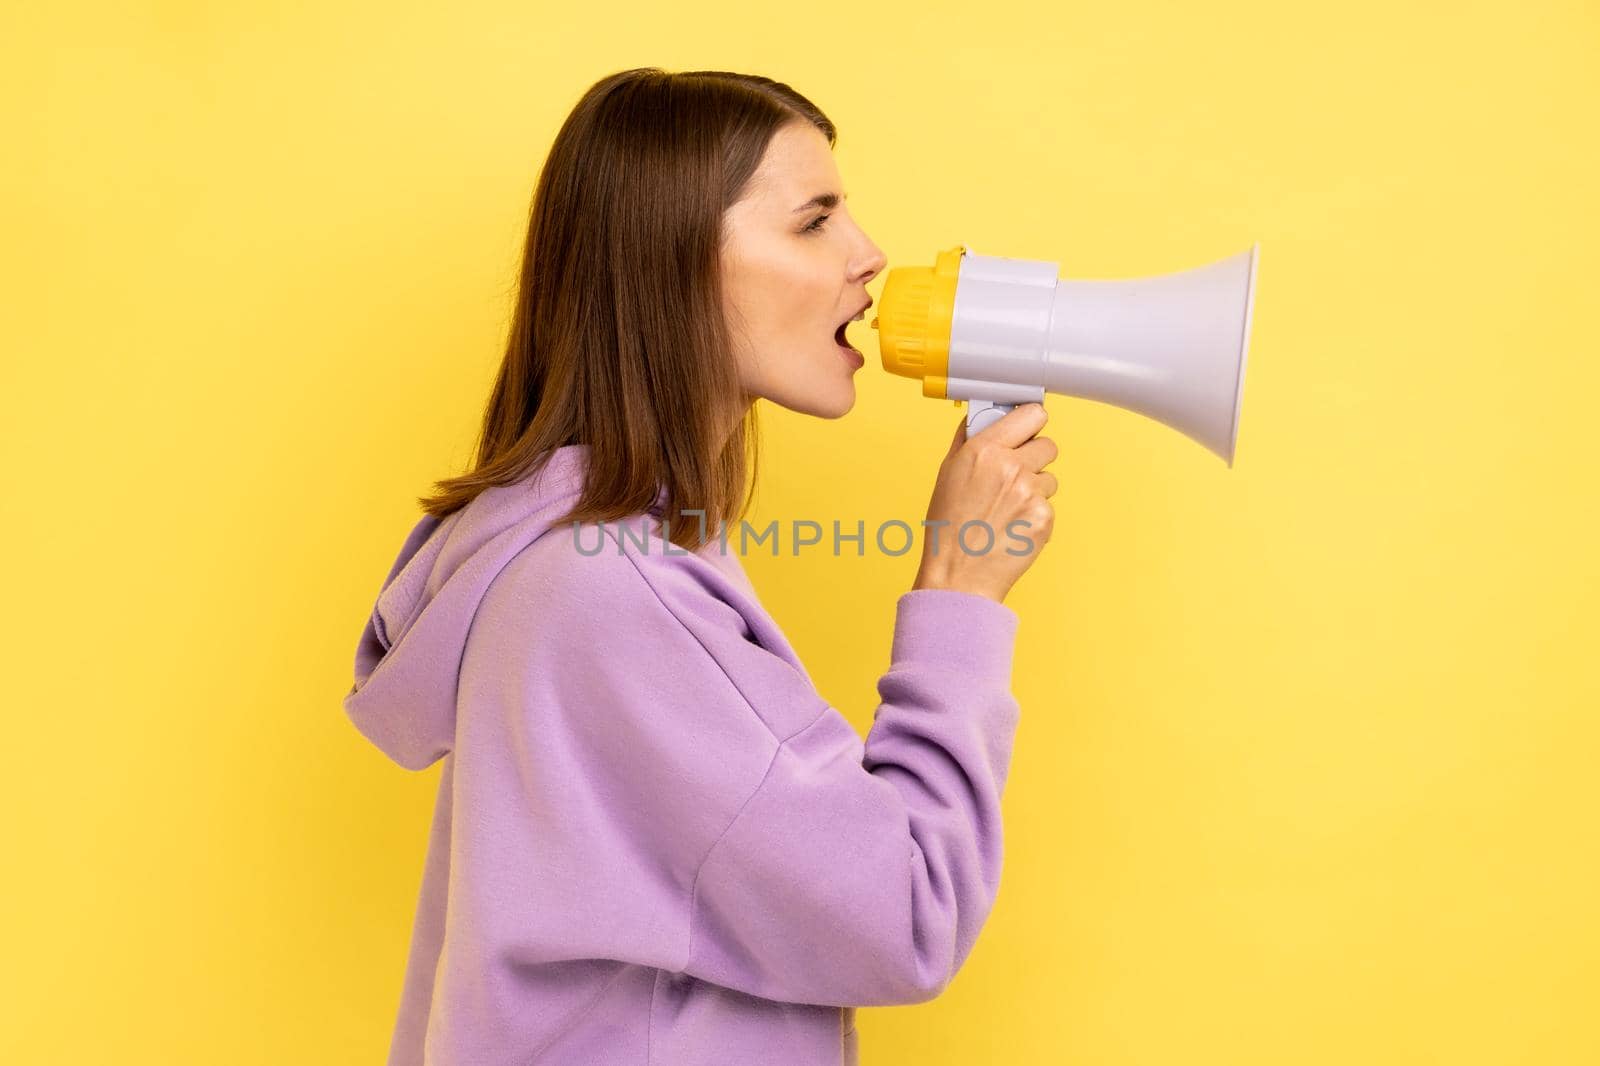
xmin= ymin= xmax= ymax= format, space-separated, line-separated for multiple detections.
xmin=966 ymin=400 xmax=1014 ymax=436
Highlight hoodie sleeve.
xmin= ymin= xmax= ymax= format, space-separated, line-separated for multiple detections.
xmin=485 ymin=536 xmax=1021 ymax=1011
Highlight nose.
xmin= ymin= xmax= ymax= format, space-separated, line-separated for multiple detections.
xmin=858 ymin=240 xmax=887 ymax=284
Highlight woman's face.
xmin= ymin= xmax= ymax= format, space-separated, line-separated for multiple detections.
xmin=720 ymin=122 xmax=888 ymax=422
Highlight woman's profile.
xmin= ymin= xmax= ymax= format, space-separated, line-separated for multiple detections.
xmin=342 ymin=66 xmax=1058 ymax=1066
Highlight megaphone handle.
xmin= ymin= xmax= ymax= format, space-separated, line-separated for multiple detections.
xmin=966 ymin=399 xmax=1014 ymax=436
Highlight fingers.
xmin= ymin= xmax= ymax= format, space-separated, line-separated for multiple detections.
xmin=1014 ymin=433 xmax=1059 ymax=473
xmin=1033 ymin=469 xmax=1059 ymax=499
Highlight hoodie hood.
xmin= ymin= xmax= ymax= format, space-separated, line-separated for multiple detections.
xmin=342 ymin=444 xmax=666 ymax=771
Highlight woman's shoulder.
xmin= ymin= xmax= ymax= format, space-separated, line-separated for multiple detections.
xmin=481 ymin=514 xmax=824 ymax=738
xmin=488 ymin=513 xmax=747 ymax=641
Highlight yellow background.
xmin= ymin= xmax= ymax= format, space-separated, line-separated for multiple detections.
xmin=4 ymin=1 xmax=1596 ymax=1062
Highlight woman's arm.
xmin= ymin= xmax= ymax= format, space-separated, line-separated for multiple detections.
xmin=682 ymin=587 xmax=1020 ymax=1007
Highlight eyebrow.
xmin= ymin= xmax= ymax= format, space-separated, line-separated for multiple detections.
xmin=792 ymin=192 xmax=847 ymax=213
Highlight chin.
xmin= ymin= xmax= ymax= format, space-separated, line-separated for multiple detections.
xmin=801 ymin=382 xmax=856 ymax=419
xmin=759 ymin=359 xmax=858 ymax=419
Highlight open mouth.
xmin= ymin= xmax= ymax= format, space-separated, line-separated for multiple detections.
xmin=834 ymin=320 xmax=860 ymax=354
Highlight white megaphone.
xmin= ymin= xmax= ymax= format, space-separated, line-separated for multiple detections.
xmin=870 ymin=243 xmax=1260 ymax=466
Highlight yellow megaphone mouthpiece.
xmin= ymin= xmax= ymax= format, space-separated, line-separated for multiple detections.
xmin=870 ymin=244 xmax=966 ymax=403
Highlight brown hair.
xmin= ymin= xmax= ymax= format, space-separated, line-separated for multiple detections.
xmin=417 ymin=67 xmax=837 ymax=552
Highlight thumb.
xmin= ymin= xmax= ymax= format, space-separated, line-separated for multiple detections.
xmin=946 ymin=414 xmax=967 ymax=459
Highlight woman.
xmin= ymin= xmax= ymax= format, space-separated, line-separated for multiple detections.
xmin=343 ymin=67 xmax=1058 ymax=1066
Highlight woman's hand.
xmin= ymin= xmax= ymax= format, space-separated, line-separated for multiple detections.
xmin=912 ymin=403 xmax=1058 ymax=605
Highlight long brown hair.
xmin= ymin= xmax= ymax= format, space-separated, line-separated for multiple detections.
xmin=418 ymin=67 xmax=837 ymax=552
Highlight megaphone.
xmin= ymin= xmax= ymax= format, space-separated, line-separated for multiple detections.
xmin=870 ymin=243 xmax=1260 ymax=466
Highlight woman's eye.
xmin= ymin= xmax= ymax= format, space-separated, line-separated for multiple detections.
xmin=803 ymin=213 xmax=831 ymax=234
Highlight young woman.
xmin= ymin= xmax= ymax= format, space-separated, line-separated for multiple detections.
xmin=343 ymin=67 xmax=1058 ymax=1066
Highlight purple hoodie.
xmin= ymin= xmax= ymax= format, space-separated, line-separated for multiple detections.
xmin=343 ymin=443 xmax=1022 ymax=1065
